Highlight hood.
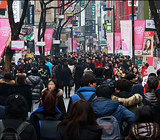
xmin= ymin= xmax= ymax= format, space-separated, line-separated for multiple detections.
xmin=77 ymin=86 xmax=96 ymax=93
xmin=28 ymin=75 xmax=41 ymax=85
xmin=0 ymin=79 xmax=15 ymax=85
xmin=129 ymin=123 xmax=160 ymax=140
xmin=91 ymin=97 xmax=119 ymax=118
xmin=111 ymin=93 xmax=142 ymax=107
xmin=113 ymin=91 xmax=133 ymax=98
xmin=57 ymin=89 xmax=63 ymax=97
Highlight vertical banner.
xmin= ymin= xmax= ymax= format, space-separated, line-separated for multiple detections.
xmin=0 ymin=18 xmax=11 ymax=57
xmin=67 ymin=38 xmax=72 ymax=52
xmin=34 ymin=28 xmax=40 ymax=55
xmin=120 ymin=20 xmax=132 ymax=56
xmin=134 ymin=20 xmax=145 ymax=55
xmin=44 ymin=29 xmax=53 ymax=55
xmin=107 ymin=33 xmax=113 ymax=54
xmin=115 ymin=32 xmax=121 ymax=53
xmin=73 ymin=38 xmax=77 ymax=52
xmin=142 ymin=31 xmax=155 ymax=57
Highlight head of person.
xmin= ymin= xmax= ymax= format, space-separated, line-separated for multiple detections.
xmin=95 ymin=67 xmax=104 ymax=78
xmin=15 ymin=75 xmax=26 ymax=85
xmin=21 ymin=59 xmax=24 ymax=64
xmin=157 ymin=69 xmax=160 ymax=77
xmin=45 ymin=58 xmax=49 ymax=63
xmin=63 ymin=63 xmax=68 ymax=68
xmin=3 ymin=72 xmax=12 ymax=81
xmin=96 ymin=84 xmax=112 ymax=99
xmin=48 ymin=79 xmax=59 ymax=92
xmin=115 ymin=79 xmax=132 ymax=93
xmin=102 ymin=69 xmax=112 ymax=80
xmin=59 ymin=100 xmax=98 ymax=139
xmin=0 ymin=65 xmax=3 ymax=72
xmin=31 ymin=68 xmax=39 ymax=76
xmin=17 ymin=67 xmax=23 ymax=73
xmin=5 ymin=94 xmax=28 ymax=120
xmin=132 ymin=66 xmax=138 ymax=74
xmin=41 ymin=90 xmax=57 ymax=114
xmin=147 ymin=76 xmax=159 ymax=90
xmin=135 ymin=105 xmax=156 ymax=123
xmin=145 ymin=39 xmax=151 ymax=50
xmin=80 ymin=74 xmax=96 ymax=88
xmin=126 ymin=73 xmax=136 ymax=83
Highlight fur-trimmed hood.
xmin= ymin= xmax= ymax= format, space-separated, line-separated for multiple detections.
xmin=41 ymin=88 xmax=63 ymax=97
xmin=0 ymin=79 xmax=15 ymax=85
xmin=111 ymin=93 xmax=142 ymax=107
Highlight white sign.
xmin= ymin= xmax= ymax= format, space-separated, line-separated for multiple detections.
xmin=59 ymin=15 xmax=65 ymax=19
xmin=142 ymin=76 xmax=148 ymax=87
xmin=53 ymin=40 xmax=60 ymax=44
xmin=11 ymin=40 xmax=24 ymax=50
xmin=146 ymin=20 xmax=156 ymax=29
xmin=128 ymin=0 xmax=138 ymax=6
xmin=12 ymin=1 xmax=21 ymax=23
xmin=36 ymin=42 xmax=46 ymax=46
xmin=96 ymin=1 xmax=100 ymax=17
xmin=81 ymin=8 xmax=85 ymax=26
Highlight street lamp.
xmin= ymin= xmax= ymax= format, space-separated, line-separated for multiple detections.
xmin=105 ymin=5 xmax=115 ymax=56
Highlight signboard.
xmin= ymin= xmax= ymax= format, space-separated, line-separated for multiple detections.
xmin=107 ymin=23 xmax=112 ymax=33
xmin=36 ymin=42 xmax=46 ymax=47
xmin=128 ymin=0 xmax=138 ymax=6
xmin=27 ymin=5 xmax=34 ymax=25
xmin=12 ymin=1 xmax=21 ymax=23
xmin=11 ymin=40 xmax=24 ymax=50
xmin=0 ymin=0 xmax=7 ymax=9
xmin=107 ymin=33 xmax=113 ymax=54
xmin=146 ymin=20 xmax=155 ymax=29
xmin=53 ymin=40 xmax=60 ymax=44
xmin=142 ymin=31 xmax=155 ymax=56
xmin=91 ymin=4 xmax=96 ymax=19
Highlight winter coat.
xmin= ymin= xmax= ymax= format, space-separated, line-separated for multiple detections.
xmin=94 ymin=60 xmax=103 ymax=69
xmin=2 ymin=119 xmax=37 ymax=140
xmin=29 ymin=105 xmax=63 ymax=139
xmin=67 ymin=87 xmax=96 ymax=114
xmin=112 ymin=91 xmax=143 ymax=114
xmin=68 ymin=65 xmax=74 ymax=74
xmin=26 ymin=75 xmax=44 ymax=100
xmin=56 ymin=124 xmax=102 ymax=140
xmin=74 ymin=64 xmax=84 ymax=85
xmin=0 ymin=79 xmax=15 ymax=106
xmin=145 ymin=90 xmax=157 ymax=106
xmin=11 ymin=84 xmax=32 ymax=112
xmin=62 ymin=67 xmax=72 ymax=86
xmin=91 ymin=97 xmax=135 ymax=137
xmin=127 ymin=123 xmax=160 ymax=140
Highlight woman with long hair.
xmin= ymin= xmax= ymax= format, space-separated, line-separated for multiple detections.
xmin=42 ymin=79 xmax=66 ymax=116
xmin=143 ymin=39 xmax=151 ymax=55
xmin=30 ymin=90 xmax=63 ymax=139
xmin=56 ymin=100 xmax=102 ymax=140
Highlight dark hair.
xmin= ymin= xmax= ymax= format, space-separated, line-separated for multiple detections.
xmin=157 ymin=69 xmax=160 ymax=76
xmin=17 ymin=67 xmax=23 ymax=73
xmin=135 ymin=105 xmax=156 ymax=123
xmin=5 ymin=94 xmax=28 ymax=120
xmin=15 ymin=75 xmax=26 ymax=85
xmin=148 ymin=73 xmax=156 ymax=77
xmin=59 ymin=100 xmax=98 ymax=140
xmin=80 ymin=74 xmax=96 ymax=87
xmin=126 ymin=73 xmax=136 ymax=81
xmin=115 ymin=79 xmax=131 ymax=92
xmin=96 ymin=84 xmax=112 ymax=99
xmin=48 ymin=79 xmax=59 ymax=92
xmin=4 ymin=72 xmax=12 ymax=80
xmin=45 ymin=58 xmax=49 ymax=62
xmin=95 ymin=67 xmax=104 ymax=78
xmin=42 ymin=90 xmax=57 ymax=114
xmin=102 ymin=69 xmax=112 ymax=79
xmin=147 ymin=76 xmax=159 ymax=90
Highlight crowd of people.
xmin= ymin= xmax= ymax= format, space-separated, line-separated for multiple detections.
xmin=0 ymin=52 xmax=160 ymax=140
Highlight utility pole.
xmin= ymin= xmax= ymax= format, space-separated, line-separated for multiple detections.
xmin=132 ymin=0 xmax=135 ymax=63
xmin=113 ymin=5 xmax=115 ymax=56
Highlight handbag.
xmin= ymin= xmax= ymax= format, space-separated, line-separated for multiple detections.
xmin=69 ymin=79 xmax=74 ymax=87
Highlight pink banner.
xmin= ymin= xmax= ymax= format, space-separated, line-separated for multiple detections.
xmin=44 ymin=29 xmax=53 ymax=55
xmin=0 ymin=18 xmax=11 ymax=57
xmin=134 ymin=20 xmax=145 ymax=55
xmin=115 ymin=32 xmax=121 ymax=53
xmin=73 ymin=38 xmax=77 ymax=52
xmin=107 ymin=33 xmax=113 ymax=54
xmin=67 ymin=38 xmax=72 ymax=52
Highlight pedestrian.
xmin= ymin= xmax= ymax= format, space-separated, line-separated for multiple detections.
xmin=56 ymin=100 xmax=102 ymax=140
xmin=62 ymin=63 xmax=72 ymax=98
xmin=45 ymin=57 xmax=52 ymax=77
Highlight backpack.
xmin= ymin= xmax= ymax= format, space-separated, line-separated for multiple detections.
xmin=35 ymin=113 xmax=62 ymax=140
xmin=77 ymin=92 xmax=96 ymax=102
xmin=0 ymin=120 xmax=30 ymax=140
xmin=96 ymin=116 xmax=121 ymax=140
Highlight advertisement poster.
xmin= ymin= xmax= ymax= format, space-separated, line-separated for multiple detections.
xmin=107 ymin=33 xmax=113 ymax=54
xmin=0 ymin=18 xmax=11 ymax=57
xmin=73 ymin=38 xmax=77 ymax=52
xmin=67 ymin=38 xmax=72 ymax=52
xmin=44 ymin=29 xmax=53 ymax=55
xmin=34 ymin=28 xmax=40 ymax=55
xmin=134 ymin=20 xmax=145 ymax=55
xmin=120 ymin=20 xmax=132 ymax=56
xmin=115 ymin=32 xmax=121 ymax=53
xmin=142 ymin=31 xmax=155 ymax=57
